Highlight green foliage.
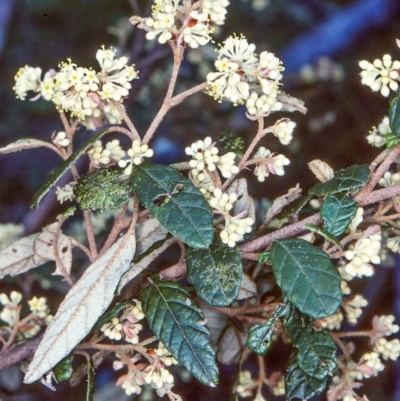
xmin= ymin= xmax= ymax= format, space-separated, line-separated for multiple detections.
xmin=186 ymin=240 xmax=242 ymax=306
xmin=218 ymin=130 xmax=245 ymax=156
xmin=92 ymin=301 xmax=134 ymax=332
xmin=309 ymin=165 xmax=369 ymax=196
xmin=389 ymin=92 xmax=400 ymax=136
xmin=132 ymin=163 xmax=214 ymax=249
xmin=140 ymin=278 xmax=219 ymax=387
xmin=285 ymin=355 xmax=327 ymax=401
xmin=276 ymin=194 xmax=313 ymax=220
xmin=86 ymin=356 xmax=95 ymax=401
xmin=30 ymin=128 xmax=109 ymax=209
xmin=258 ymin=250 xmax=271 ymax=264
xmin=304 ymin=223 xmax=341 ymax=247
xmin=385 ymin=132 xmax=400 ymax=148
xmin=271 ymin=239 xmax=342 ymax=318
xmin=73 ymin=168 xmax=131 ymax=213
xmin=320 ymin=194 xmax=358 ymax=236
xmin=52 ymin=353 xmax=74 ymax=383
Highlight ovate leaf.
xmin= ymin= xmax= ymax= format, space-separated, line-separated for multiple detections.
xmin=308 ymin=159 xmax=334 ymax=183
xmin=389 ymin=93 xmax=400 ymax=136
xmin=73 ymin=168 xmax=131 ymax=213
xmin=321 ymin=194 xmax=358 ymax=237
xmin=285 ymin=354 xmax=327 ymax=400
xmin=0 ymin=234 xmax=50 ymax=279
xmin=31 ymin=128 xmax=108 ymax=209
xmin=186 ymin=241 xmax=242 ymax=306
xmin=309 ymin=165 xmax=369 ymax=196
xmin=132 ymin=163 xmax=213 ymax=249
xmin=24 ymin=228 xmax=136 ymax=384
xmin=141 ymin=278 xmax=218 ymax=387
xmin=52 ymin=354 xmax=74 ymax=383
xmin=271 ymin=239 xmax=342 ymax=319
xmin=0 ymin=138 xmax=53 ymax=154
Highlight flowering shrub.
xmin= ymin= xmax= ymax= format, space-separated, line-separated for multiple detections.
xmin=0 ymin=1 xmax=400 ymax=401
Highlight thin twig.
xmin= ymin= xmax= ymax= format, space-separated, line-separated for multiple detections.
xmin=111 ymin=100 xmax=140 ymax=141
xmin=83 ymin=211 xmax=98 ymax=259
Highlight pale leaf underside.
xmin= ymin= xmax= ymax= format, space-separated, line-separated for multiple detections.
xmin=0 ymin=138 xmax=51 ymax=154
xmin=24 ymin=230 xmax=136 ymax=384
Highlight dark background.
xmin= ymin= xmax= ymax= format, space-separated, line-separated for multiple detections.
xmin=0 ymin=0 xmax=399 ymax=400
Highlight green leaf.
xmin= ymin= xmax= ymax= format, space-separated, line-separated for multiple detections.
xmin=320 ymin=194 xmax=358 ymax=237
xmin=304 ymin=224 xmax=341 ymax=247
xmin=73 ymin=168 xmax=131 ymax=213
xmin=52 ymin=354 xmax=74 ymax=383
xmin=141 ymin=278 xmax=218 ymax=387
xmin=287 ymin=326 xmax=337 ymax=380
xmin=385 ymin=132 xmax=400 ymax=148
xmin=271 ymin=239 xmax=342 ymax=319
xmin=92 ymin=301 xmax=134 ymax=332
xmin=218 ymin=130 xmax=245 ymax=156
xmin=132 ymin=163 xmax=214 ymax=249
xmin=309 ymin=165 xmax=369 ymax=196
xmin=31 ymin=129 xmax=109 ymax=209
xmin=276 ymin=194 xmax=313 ymax=220
xmin=258 ymin=251 xmax=271 ymax=264
xmin=186 ymin=240 xmax=242 ymax=306
xmin=389 ymin=93 xmax=400 ymax=136
xmin=86 ymin=356 xmax=95 ymax=401
xmin=285 ymin=354 xmax=327 ymax=400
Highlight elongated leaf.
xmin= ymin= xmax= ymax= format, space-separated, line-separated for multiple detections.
xmin=24 ymin=228 xmax=136 ymax=384
xmin=132 ymin=163 xmax=213 ymax=249
xmin=141 ymin=278 xmax=218 ymax=387
xmin=73 ymin=168 xmax=131 ymax=213
xmin=186 ymin=241 xmax=242 ymax=306
xmin=321 ymin=194 xmax=358 ymax=237
xmin=389 ymin=93 xmax=400 ymax=136
xmin=309 ymin=165 xmax=369 ymax=196
xmin=285 ymin=354 xmax=327 ymax=400
xmin=271 ymin=239 xmax=342 ymax=319
xmin=0 ymin=234 xmax=50 ymax=279
xmin=0 ymin=138 xmax=52 ymax=154
xmin=291 ymin=327 xmax=337 ymax=380
xmin=31 ymin=128 xmax=108 ymax=209
xmin=135 ymin=217 xmax=168 ymax=256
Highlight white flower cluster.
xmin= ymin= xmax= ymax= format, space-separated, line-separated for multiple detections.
xmin=272 ymin=118 xmax=296 ymax=145
xmin=185 ymin=136 xmax=239 ymax=179
xmin=246 ymin=90 xmax=282 ymax=117
xmin=386 ymin=235 xmax=400 ymax=253
xmin=0 ymin=291 xmax=22 ymax=326
xmin=357 ymin=352 xmax=385 ymax=378
xmin=118 ymin=140 xmax=154 ymax=175
xmin=155 ymin=342 xmax=179 ymax=366
xmin=100 ymin=300 xmax=145 ymax=343
xmin=366 ymin=116 xmax=390 ymax=147
xmin=13 ymin=47 xmax=138 ymax=130
xmin=378 ymin=171 xmax=400 ymax=187
xmin=359 ymin=54 xmax=400 ymax=97
xmin=344 ymin=233 xmax=381 ymax=278
xmin=190 ymin=170 xmax=215 ymax=199
xmin=318 ymin=310 xmax=344 ymax=331
xmin=253 ymin=146 xmax=290 ymax=182
xmin=209 ymin=188 xmax=237 ymax=212
xmin=207 ymin=35 xmax=284 ymax=108
xmin=52 ymin=131 xmax=70 ymax=148
xmin=235 ymin=370 xmax=254 ymax=398
xmin=343 ymin=295 xmax=368 ymax=325
xmin=55 ymin=182 xmax=76 ymax=204
xmin=132 ymin=0 xmax=230 ymax=48
xmin=87 ymin=139 xmax=126 ymax=168
xmin=374 ymin=338 xmax=400 ymax=361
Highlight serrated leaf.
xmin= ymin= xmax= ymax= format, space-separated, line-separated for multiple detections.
xmin=385 ymin=132 xmax=400 ymax=148
xmin=52 ymin=354 xmax=74 ymax=383
xmin=217 ymin=130 xmax=245 ymax=156
xmin=309 ymin=165 xmax=369 ymax=196
xmin=186 ymin=241 xmax=242 ymax=306
xmin=34 ymin=222 xmax=73 ymax=277
xmin=24 ymin=227 xmax=136 ymax=384
xmin=132 ymin=163 xmax=214 ymax=249
xmin=237 ymin=274 xmax=257 ymax=300
xmin=285 ymin=354 xmax=327 ymax=400
xmin=31 ymin=128 xmax=108 ymax=209
xmin=0 ymin=234 xmax=50 ymax=279
xmin=135 ymin=217 xmax=168 ymax=256
xmin=308 ymin=160 xmax=334 ymax=183
xmin=0 ymin=138 xmax=53 ymax=154
xmin=389 ymin=93 xmax=400 ymax=136
xmin=321 ymin=194 xmax=358 ymax=237
xmin=271 ymin=239 xmax=342 ymax=319
xmin=141 ymin=278 xmax=218 ymax=387
xmin=86 ymin=356 xmax=95 ymax=401
xmin=290 ymin=327 xmax=337 ymax=380
xmin=73 ymin=168 xmax=131 ymax=213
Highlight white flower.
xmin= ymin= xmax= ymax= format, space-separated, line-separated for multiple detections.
xmin=246 ymin=91 xmax=282 ymax=117
xmin=358 ymin=352 xmax=385 ymax=378
xmin=367 ymin=116 xmax=390 ymax=147
xmin=0 ymin=291 xmax=22 ymax=326
xmin=359 ymin=54 xmax=400 ymax=97
xmin=372 ymin=315 xmax=399 ymax=336
xmin=101 ymin=317 xmax=123 ymax=341
xmin=28 ymin=296 xmax=50 ymax=319
xmin=55 ymin=182 xmax=76 ymax=204
xmin=40 ymin=70 xmax=56 ymax=101
xmin=253 ymin=147 xmax=290 ymax=182
xmin=220 ymin=215 xmax=254 ymax=247
xmin=145 ymin=5 xmax=177 ymax=44
xmin=209 ymin=188 xmax=237 ymax=212
xmin=343 ymin=295 xmax=368 ymax=325
xmin=118 ymin=140 xmax=154 ymax=175
xmin=202 ymin=0 xmax=230 ymax=25
xmin=13 ymin=66 xmax=42 ymax=100
xmin=182 ymin=12 xmax=211 ymax=48
xmin=378 ymin=171 xmax=400 ymax=187
xmin=386 ymin=236 xmax=400 ymax=253
xmin=344 ymin=233 xmax=381 ymax=278
xmin=348 ymin=207 xmax=364 ymax=233
xmin=271 ymin=376 xmax=285 ymax=396
xmin=218 ymin=152 xmax=239 ymax=178
xmin=186 ymin=137 xmax=219 ymax=176
xmin=318 ymin=310 xmax=343 ymax=330
xmin=235 ymin=371 xmax=254 ymax=397
xmin=143 ymin=366 xmax=175 ymax=391
xmin=257 ymin=51 xmax=284 ymax=94
xmin=155 ymin=342 xmax=178 ymax=366
xmin=121 ymin=301 xmax=145 ymax=344
xmin=52 ymin=131 xmax=70 ymax=148
xmin=272 ymin=118 xmax=296 ymax=145
xmin=118 ymin=375 xmax=143 ymax=395
xmin=190 ymin=170 xmax=215 ymax=199
xmin=374 ymin=338 xmax=400 ymax=361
